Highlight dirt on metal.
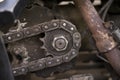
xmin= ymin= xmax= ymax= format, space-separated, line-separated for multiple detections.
xmin=74 ymin=0 xmax=120 ymax=76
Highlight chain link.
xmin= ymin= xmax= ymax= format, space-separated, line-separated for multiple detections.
xmin=2 ymin=19 xmax=81 ymax=76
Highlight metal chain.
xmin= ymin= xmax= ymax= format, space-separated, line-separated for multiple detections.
xmin=2 ymin=19 xmax=81 ymax=76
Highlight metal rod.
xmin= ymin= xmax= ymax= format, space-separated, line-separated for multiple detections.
xmin=73 ymin=0 xmax=120 ymax=76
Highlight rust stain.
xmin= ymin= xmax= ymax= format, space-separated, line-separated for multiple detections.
xmin=74 ymin=0 xmax=120 ymax=76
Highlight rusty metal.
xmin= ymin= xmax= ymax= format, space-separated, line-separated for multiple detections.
xmin=73 ymin=0 xmax=120 ymax=76
xmin=5 ymin=19 xmax=81 ymax=76
xmin=61 ymin=74 xmax=94 ymax=80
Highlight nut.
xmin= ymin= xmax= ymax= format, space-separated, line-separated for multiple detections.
xmin=52 ymin=36 xmax=68 ymax=51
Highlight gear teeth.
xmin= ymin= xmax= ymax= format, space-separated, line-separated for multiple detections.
xmin=41 ymin=45 xmax=46 ymax=49
xmin=41 ymin=46 xmax=50 ymax=56
xmin=40 ymin=37 xmax=49 ymax=56
xmin=39 ymin=38 xmax=45 ymax=42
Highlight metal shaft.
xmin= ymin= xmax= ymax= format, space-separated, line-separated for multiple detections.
xmin=74 ymin=0 xmax=120 ymax=76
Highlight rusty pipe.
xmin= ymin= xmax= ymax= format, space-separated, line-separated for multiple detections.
xmin=73 ymin=0 xmax=120 ymax=76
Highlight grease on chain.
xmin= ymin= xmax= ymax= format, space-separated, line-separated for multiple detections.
xmin=2 ymin=19 xmax=81 ymax=76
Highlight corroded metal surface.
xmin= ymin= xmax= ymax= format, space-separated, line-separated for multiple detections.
xmin=74 ymin=0 xmax=120 ymax=76
xmin=61 ymin=74 xmax=94 ymax=80
xmin=74 ymin=0 xmax=116 ymax=52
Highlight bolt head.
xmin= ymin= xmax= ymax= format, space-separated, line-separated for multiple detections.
xmin=44 ymin=25 xmax=48 ymax=29
xmin=63 ymin=23 xmax=67 ymax=26
xmin=21 ymin=68 xmax=25 ymax=72
xmin=39 ymin=64 xmax=42 ymax=67
xmin=53 ymin=23 xmax=57 ymax=26
xmin=65 ymin=57 xmax=69 ymax=60
xmin=70 ymin=27 xmax=74 ymax=31
xmin=57 ymin=59 xmax=60 ymax=62
xmin=13 ymin=70 xmax=17 ymax=74
xmin=17 ymin=34 xmax=21 ymax=37
xmin=52 ymin=36 xmax=68 ymax=51
xmin=48 ymin=62 xmax=52 ymax=64
xmin=8 ymin=36 xmax=12 ymax=40
xmin=72 ymin=51 xmax=75 ymax=55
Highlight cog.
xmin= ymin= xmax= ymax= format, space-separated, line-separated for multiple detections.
xmin=40 ymin=20 xmax=81 ymax=57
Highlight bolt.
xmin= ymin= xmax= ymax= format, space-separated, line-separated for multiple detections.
xmin=39 ymin=64 xmax=42 ymax=67
xmin=53 ymin=23 xmax=57 ymax=26
xmin=63 ymin=23 xmax=67 ymax=26
xmin=17 ymin=34 xmax=21 ymax=37
xmin=44 ymin=25 xmax=48 ymax=29
xmin=72 ymin=51 xmax=75 ymax=55
xmin=13 ymin=70 xmax=17 ymax=74
xmin=21 ymin=68 xmax=25 ymax=72
xmin=52 ymin=36 xmax=68 ymax=51
xmin=8 ymin=36 xmax=12 ymax=40
xmin=76 ymin=43 xmax=79 ymax=47
xmin=57 ymin=59 xmax=60 ymax=62
xmin=48 ymin=62 xmax=52 ymax=64
xmin=26 ymin=31 xmax=30 ymax=35
xmin=65 ymin=57 xmax=69 ymax=60
xmin=71 ymin=27 xmax=74 ymax=31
